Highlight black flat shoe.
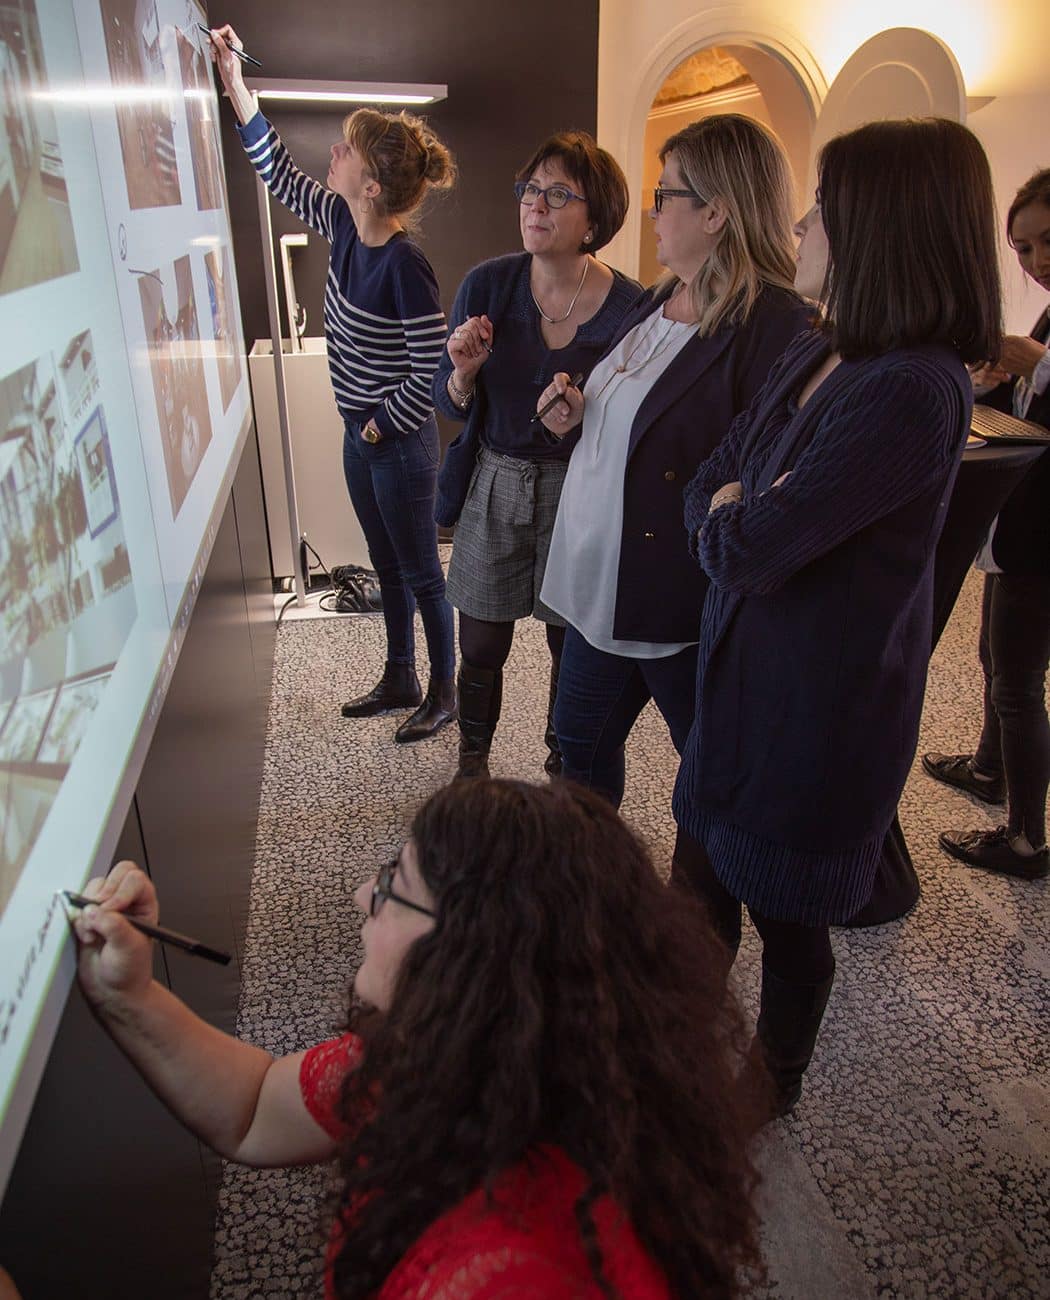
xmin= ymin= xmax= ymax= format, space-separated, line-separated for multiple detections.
xmin=938 ymin=826 xmax=1049 ymax=881
xmin=921 ymin=752 xmax=1006 ymax=804
xmin=394 ymin=679 xmax=457 ymax=743
xmin=341 ymin=663 xmax=421 ymax=718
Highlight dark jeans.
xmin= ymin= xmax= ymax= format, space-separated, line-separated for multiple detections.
xmin=554 ymin=625 xmax=698 ymax=808
xmin=973 ymin=572 xmax=1050 ymax=846
xmin=342 ymin=416 xmax=454 ymax=680
xmin=672 ymin=830 xmax=835 ymax=985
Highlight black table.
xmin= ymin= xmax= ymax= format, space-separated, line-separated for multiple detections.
xmin=842 ymin=439 xmax=1045 ymax=927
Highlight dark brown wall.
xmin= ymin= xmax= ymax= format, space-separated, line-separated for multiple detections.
xmin=219 ymin=0 xmax=601 ymax=346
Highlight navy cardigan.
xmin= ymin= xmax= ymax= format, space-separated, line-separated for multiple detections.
xmin=599 ymin=283 xmax=813 ymax=642
xmin=673 ymin=332 xmax=972 ymax=921
xmin=432 ymin=253 xmax=640 ymax=526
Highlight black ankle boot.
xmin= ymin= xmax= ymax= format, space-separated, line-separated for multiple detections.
xmin=543 ymin=655 xmax=562 ymax=777
xmin=340 ymin=661 xmax=421 ymax=718
xmin=455 ymin=663 xmax=502 ymax=780
xmin=754 ymin=963 xmax=834 ymax=1118
xmin=394 ymin=677 xmax=457 ymax=743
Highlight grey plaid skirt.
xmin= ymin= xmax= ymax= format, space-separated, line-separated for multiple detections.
xmin=446 ymin=446 xmax=568 ymax=624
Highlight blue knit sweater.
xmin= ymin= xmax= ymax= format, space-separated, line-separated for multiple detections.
xmin=237 ymin=112 xmax=445 ymax=437
xmin=672 ymin=330 xmax=972 ymax=924
xmin=433 ymin=252 xmax=640 ymax=448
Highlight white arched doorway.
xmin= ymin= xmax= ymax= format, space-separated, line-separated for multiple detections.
xmin=601 ymin=15 xmax=968 ymax=283
xmin=600 ymin=12 xmax=826 ymax=280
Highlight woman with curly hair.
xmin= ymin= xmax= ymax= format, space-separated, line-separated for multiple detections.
xmin=74 ymin=780 xmax=762 ymax=1298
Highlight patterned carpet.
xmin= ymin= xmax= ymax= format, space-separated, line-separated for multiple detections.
xmin=210 ymin=567 xmax=1049 ymax=1298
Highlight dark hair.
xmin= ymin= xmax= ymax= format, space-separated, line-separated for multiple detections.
xmin=332 ymin=779 xmax=762 ymax=1299
xmin=343 ymin=108 xmax=455 ymax=220
xmin=516 ymin=131 xmax=629 ymax=253
xmin=818 ymin=118 xmax=1001 ymax=362
xmin=1008 ymin=167 xmax=1050 ymax=243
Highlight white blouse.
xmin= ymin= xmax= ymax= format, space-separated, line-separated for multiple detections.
xmin=541 ymin=310 xmax=695 ymax=658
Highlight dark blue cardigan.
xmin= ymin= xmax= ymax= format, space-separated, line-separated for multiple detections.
xmin=432 ymin=253 xmax=640 ymax=526
xmin=673 ymin=331 xmax=972 ymax=924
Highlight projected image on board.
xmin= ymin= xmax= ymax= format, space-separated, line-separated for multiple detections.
xmin=99 ymin=0 xmax=182 ymax=210
xmin=0 ymin=330 xmax=134 ymax=913
xmin=137 ymin=255 xmax=214 ymax=516
xmin=204 ymin=244 xmax=243 ymax=411
xmin=1 ymin=0 xmax=254 ymax=1193
xmin=0 ymin=0 xmax=79 ymax=295
xmin=176 ymin=27 xmax=223 ymax=211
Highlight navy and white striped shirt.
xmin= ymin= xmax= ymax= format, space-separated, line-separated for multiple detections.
xmin=237 ymin=112 xmax=446 ymax=437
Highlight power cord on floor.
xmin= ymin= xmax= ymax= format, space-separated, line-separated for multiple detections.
xmin=276 ymin=538 xmax=381 ymax=623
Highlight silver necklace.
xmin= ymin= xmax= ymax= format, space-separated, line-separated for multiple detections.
xmin=590 ymin=313 xmax=686 ymax=405
xmin=531 ymin=258 xmax=589 ymax=324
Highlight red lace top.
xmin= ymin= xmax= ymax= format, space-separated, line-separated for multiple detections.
xmin=299 ymin=1035 xmax=672 ymax=1299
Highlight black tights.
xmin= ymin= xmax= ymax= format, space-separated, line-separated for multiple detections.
xmin=458 ymin=612 xmax=565 ymax=672
xmin=672 ymin=830 xmax=835 ymax=985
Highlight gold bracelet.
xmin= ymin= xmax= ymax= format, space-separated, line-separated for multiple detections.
xmin=447 ymin=374 xmax=475 ymax=409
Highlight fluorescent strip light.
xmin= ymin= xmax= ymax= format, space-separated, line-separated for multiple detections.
xmin=257 ymin=89 xmax=434 ymax=104
xmin=246 ymin=78 xmax=447 ymax=107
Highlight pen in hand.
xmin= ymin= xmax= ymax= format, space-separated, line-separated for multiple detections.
xmin=531 ymin=372 xmax=584 ymax=425
xmin=198 ymin=23 xmax=263 ymax=68
xmin=62 ymin=891 xmax=232 ymax=966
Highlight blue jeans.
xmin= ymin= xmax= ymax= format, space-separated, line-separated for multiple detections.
xmin=554 ymin=624 xmax=698 ymax=808
xmin=341 ymin=416 xmax=454 ymax=680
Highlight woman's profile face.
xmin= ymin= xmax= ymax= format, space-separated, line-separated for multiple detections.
xmin=518 ymin=157 xmax=592 ymax=258
xmin=1010 ymin=200 xmax=1050 ymax=291
xmin=793 ymin=202 xmax=830 ymax=303
xmin=353 ymin=840 xmax=436 ymax=1010
xmin=328 ymin=140 xmax=371 ymax=206
xmin=649 ymin=150 xmax=720 ymax=281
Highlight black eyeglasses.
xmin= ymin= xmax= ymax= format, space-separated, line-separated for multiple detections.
xmin=514 ymin=180 xmax=586 ymax=210
xmin=370 ymin=859 xmax=436 ymax=919
xmin=653 ymin=186 xmax=705 ymax=213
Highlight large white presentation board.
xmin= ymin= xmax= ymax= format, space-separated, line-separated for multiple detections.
xmin=0 ymin=0 xmax=252 ymax=1192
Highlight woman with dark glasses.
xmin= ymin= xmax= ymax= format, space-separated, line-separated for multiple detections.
xmin=73 ymin=779 xmax=763 ymax=1298
xmin=433 ymin=133 xmax=639 ymax=780
xmin=537 ymin=115 xmax=811 ymax=808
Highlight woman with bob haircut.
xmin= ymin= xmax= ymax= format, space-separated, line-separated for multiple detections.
xmin=537 ymin=114 xmax=812 ymax=808
xmin=671 ymin=118 xmax=1001 ymax=1116
xmin=433 ymin=133 xmax=640 ymax=780
xmin=211 ymin=25 xmax=458 ymax=744
xmin=73 ymin=779 xmax=762 ymax=1299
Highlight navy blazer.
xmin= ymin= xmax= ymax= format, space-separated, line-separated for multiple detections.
xmin=981 ymin=309 xmax=1050 ymax=575
xmin=597 ymin=283 xmax=813 ymax=642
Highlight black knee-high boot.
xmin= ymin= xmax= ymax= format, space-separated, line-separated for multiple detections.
xmin=455 ymin=662 xmax=502 ymax=780
xmin=544 ymin=655 xmax=562 ymax=777
xmin=754 ymin=963 xmax=835 ymax=1117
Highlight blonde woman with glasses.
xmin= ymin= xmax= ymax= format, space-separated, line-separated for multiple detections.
xmin=538 ymin=115 xmax=812 ymax=807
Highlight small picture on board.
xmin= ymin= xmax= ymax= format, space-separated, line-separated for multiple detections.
xmin=0 ymin=0 xmax=79 ymax=295
xmin=98 ymin=0 xmax=182 ymax=210
xmin=137 ymin=254 xmax=214 ymax=515
xmin=0 ymin=331 xmax=134 ymax=909
xmin=176 ymin=25 xmax=223 ymax=211
xmin=204 ymin=244 xmax=243 ymax=411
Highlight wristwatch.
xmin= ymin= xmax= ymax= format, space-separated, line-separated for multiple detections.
xmin=362 ymin=423 xmax=382 ymax=444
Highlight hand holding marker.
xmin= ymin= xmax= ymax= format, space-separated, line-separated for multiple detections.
xmin=197 ymin=22 xmax=262 ymax=68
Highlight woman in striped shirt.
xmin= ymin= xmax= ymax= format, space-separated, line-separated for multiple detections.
xmin=211 ymin=26 xmax=458 ymax=742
